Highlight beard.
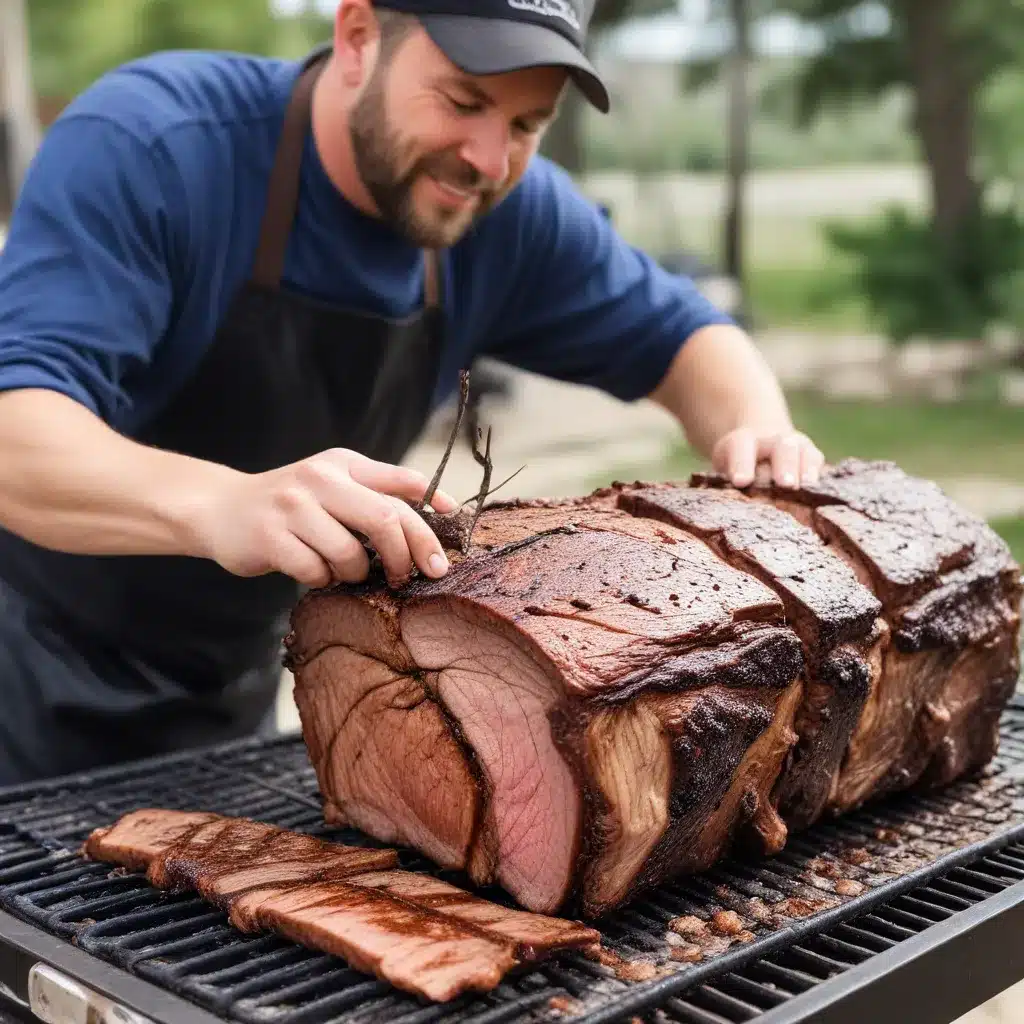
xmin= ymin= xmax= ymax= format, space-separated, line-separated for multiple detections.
xmin=349 ymin=67 xmax=504 ymax=248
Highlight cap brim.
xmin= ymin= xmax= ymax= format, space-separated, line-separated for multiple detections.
xmin=418 ymin=13 xmax=610 ymax=113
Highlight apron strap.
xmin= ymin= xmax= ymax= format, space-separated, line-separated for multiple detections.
xmin=423 ymin=249 xmax=441 ymax=309
xmin=251 ymin=47 xmax=443 ymax=315
xmin=251 ymin=50 xmax=325 ymax=290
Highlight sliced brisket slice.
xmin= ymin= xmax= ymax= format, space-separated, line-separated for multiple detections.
xmin=693 ymin=458 xmax=1022 ymax=810
xmin=84 ymin=810 xmax=600 ymax=1003
xmin=145 ymin=817 xmax=399 ymax=905
xmin=242 ymin=880 xmax=518 ymax=1002
xmin=82 ymin=810 xmax=222 ymax=871
xmin=613 ymin=482 xmax=886 ymax=832
xmin=287 ymin=502 xmax=805 ymax=917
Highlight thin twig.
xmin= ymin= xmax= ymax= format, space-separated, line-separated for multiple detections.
xmin=467 ymin=426 xmax=494 ymax=542
xmin=461 ymin=464 xmax=527 ymax=506
xmin=418 ymin=369 xmax=470 ymax=510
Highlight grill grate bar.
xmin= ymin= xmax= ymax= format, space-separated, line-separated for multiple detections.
xmin=892 ymin=894 xmax=957 ymax=922
xmin=957 ymin=864 xmax=1024 ymax=886
xmin=927 ymin=877 xmax=1000 ymax=902
xmin=687 ymin=983 xmax=764 ymax=1021
xmin=658 ymin=997 xmax=737 ymax=1024
xmin=868 ymin=904 xmax=937 ymax=932
xmin=828 ymin=923 xmax=897 ymax=953
xmin=801 ymin=934 xmax=873 ymax=964
xmin=855 ymin=913 xmax=918 ymax=942
xmin=712 ymin=974 xmax=788 ymax=1009
xmin=774 ymin=946 xmax=847 ymax=979
xmin=744 ymin=960 xmax=818 ymax=994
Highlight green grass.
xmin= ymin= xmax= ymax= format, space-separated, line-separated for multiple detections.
xmin=990 ymin=516 xmax=1024 ymax=564
xmin=745 ymin=264 xmax=872 ymax=333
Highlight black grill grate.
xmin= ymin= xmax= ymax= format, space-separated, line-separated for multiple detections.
xmin=3 ymin=698 xmax=1024 ymax=1024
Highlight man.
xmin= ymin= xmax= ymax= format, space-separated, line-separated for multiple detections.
xmin=0 ymin=0 xmax=823 ymax=785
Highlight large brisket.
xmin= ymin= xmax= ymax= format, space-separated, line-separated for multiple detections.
xmin=83 ymin=809 xmax=599 ymax=1002
xmin=285 ymin=460 xmax=1021 ymax=919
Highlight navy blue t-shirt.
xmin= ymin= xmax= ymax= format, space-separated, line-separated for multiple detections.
xmin=0 ymin=50 xmax=732 ymax=434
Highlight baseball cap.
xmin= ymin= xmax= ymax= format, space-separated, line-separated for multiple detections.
xmin=373 ymin=0 xmax=610 ymax=113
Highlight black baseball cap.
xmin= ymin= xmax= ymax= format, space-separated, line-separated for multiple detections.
xmin=374 ymin=0 xmax=610 ymax=113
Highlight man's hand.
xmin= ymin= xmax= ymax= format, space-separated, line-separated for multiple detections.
xmin=649 ymin=324 xmax=826 ymax=489
xmin=189 ymin=448 xmax=458 ymax=589
xmin=711 ymin=426 xmax=825 ymax=489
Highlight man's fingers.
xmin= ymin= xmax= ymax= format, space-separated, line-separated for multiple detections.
xmin=272 ymin=532 xmax=334 ymax=589
xmin=287 ymin=498 xmax=371 ymax=583
xmin=319 ymin=482 xmax=415 ymax=584
xmin=391 ymin=498 xmax=450 ymax=580
xmin=348 ymin=458 xmax=458 ymax=512
xmin=768 ymin=434 xmax=802 ymax=489
xmin=800 ymin=441 xmax=826 ymax=485
xmin=720 ymin=430 xmax=757 ymax=488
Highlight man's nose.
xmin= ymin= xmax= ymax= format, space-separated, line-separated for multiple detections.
xmin=459 ymin=116 xmax=511 ymax=186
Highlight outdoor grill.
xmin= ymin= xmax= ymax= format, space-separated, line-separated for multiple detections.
xmin=3 ymin=690 xmax=1024 ymax=1024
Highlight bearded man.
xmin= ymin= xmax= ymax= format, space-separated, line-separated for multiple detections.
xmin=0 ymin=0 xmax=823 ymax=783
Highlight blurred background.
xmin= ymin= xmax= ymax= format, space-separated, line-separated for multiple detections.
xmin=1 ymin=4 xmax=1023 ymax=1017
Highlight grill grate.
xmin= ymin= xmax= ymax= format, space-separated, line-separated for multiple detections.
xmin=2 ymin=698 xmax=1024 ymax=1024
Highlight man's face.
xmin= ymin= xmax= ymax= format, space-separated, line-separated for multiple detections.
xmin=349 ymin=26 xmax=566 ymax=248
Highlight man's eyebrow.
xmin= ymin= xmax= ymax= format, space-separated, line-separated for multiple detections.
xmin=436 ymin=76 xmax=495 ymax=106
xmin=436 ymin=75 xmax=557 ymax=121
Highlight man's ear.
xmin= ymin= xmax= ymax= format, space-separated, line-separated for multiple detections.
xmin=333 ymin=0 xmax=382 ymax=88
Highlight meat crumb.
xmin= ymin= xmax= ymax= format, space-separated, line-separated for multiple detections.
xmin=835 ymin=878 xmax=866 ymax=897
xmin=586 ymin=946 xmax=658 ymax=982
xmin=808 ymin=857 xmax=843 ymax=878
xmin=617 ymin=961 xmax=659 ymax=982
xmin=548 ymin=996 xmax=580 ymax=1014
xmin=668 ymin=915 xmax=708 ymax=939
xmin=710 ymin=910 xmax=745 ymax=936
xmin=843 ymin=847 xmax=873 ymax=866
xmin=741 ymin=898 xmax=774 ymax=925
xmin=773 ymin=897 xmax=823 ymax=919
xmin=669 ymin=943 xmax=703 ymax=963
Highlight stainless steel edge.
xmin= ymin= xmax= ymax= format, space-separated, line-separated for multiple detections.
xmin=0 ymin=911 xmax=225 ymax=1024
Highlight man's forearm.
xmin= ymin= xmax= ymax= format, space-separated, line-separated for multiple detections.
xmin=0 ymin=388 xmax=235 ymax=556
xmin=649 ymin=324 xmax=793 ymax=458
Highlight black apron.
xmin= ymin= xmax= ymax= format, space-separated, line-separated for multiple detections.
xmin=0 ymin=49 xmax=446 ymax=785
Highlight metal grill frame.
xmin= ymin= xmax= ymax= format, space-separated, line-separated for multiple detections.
xmin=3 ymin=700 xmax=1024 ymax=1024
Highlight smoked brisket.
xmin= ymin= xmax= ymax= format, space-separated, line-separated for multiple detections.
xmin=285 ymin=460 xmax=1021 ymax=919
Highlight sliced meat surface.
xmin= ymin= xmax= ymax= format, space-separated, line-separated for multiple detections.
xmin=147 ymin=817 xmax=399 ymax=904
xmin=82 ymin=809 xmax=221 ymax=870
xmin=347 ymin=870 xmax=598 ymax=958
xmin=245 ymin=880 xmax=517 ymax=1002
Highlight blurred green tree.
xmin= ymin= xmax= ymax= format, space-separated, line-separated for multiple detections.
xmin=753 ymin=0 xmax=1024 ymax=343
xmin=25 ymin=0 xmax=328 ymax=100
